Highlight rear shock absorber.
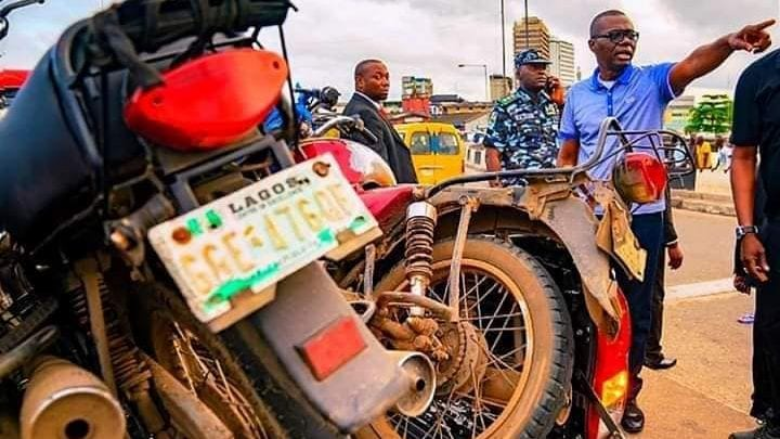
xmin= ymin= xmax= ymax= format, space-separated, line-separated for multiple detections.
xmin=404 ymin=202 xmax=437 ymax=317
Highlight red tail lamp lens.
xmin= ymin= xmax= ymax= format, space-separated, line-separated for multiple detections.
xmin=612 ymin=152 xmax=668 ymax=205
xmin=587 ymin=289 xmax=631 ymax=439
xmin=124 ymin=49 xmax=289 ymax=151
xmin=298 ymin=316 xmax=367 ymax=381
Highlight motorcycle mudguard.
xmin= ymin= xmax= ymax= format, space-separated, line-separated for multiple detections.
xmin=220 ymin=262 xmax=408 ymax=435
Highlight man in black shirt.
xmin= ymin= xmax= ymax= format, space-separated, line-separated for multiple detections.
xmin=730 ymin=47 xmax=780 ymax=439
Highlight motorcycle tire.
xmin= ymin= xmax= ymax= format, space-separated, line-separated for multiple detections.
xmin=364 ymin=236 xmax=574 ymax=439
xmin=133 ymin=283 xmax=289 ymax=439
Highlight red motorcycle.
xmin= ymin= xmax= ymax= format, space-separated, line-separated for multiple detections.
xmin=297 ymin=117 xmax=693 ymax=439
xmin=0 ymin=2 xmax=434 ymax=438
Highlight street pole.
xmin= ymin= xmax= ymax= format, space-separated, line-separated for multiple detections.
xmin=500 ymin=0 xmax=507 ymax=82
xmin=524 ymin=0 xmax=530 ymax=48
xmin=483 ymin=65 xmax=489 ymax=102
xmin=458 ymin=64 xmax=489 ymax=102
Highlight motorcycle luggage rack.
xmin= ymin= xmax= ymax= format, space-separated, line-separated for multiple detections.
xmin=426 ymin=118 xmax=695 ymax=198
xmin=163 ymin=133 xmax=295 ymax=213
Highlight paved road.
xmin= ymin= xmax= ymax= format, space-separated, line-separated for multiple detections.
xmin=666 ymin=208 xmax=736 ymax=287
xmin=634 ymin=293 xmax=756 ymax=438
xmin=633 ymin=208 xmax=756 ymax=438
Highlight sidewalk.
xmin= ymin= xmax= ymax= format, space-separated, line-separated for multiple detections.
xmin=672 ymin=170 xmax=735 ymax=217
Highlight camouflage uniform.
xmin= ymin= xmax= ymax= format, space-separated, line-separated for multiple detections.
xmin=484 ymin=88 xmax=560 ymax=172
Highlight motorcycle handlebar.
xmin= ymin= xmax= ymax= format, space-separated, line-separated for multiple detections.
xmin=103 ymin=0 xmax=292 ymax=54
xmin=312 ymin=115 xmax=379 ymax=144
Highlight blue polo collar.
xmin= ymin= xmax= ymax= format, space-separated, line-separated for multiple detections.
xmin=589 ymin=65 xmax=636 ymax=90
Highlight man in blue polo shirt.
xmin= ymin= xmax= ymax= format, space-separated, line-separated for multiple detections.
xmin=557 ymin=9 xmax=774 ymax=433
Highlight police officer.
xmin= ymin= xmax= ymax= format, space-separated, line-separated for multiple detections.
xmin=484 ymin=49 xmax=564 ymax=185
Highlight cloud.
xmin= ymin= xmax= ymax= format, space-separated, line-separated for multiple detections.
xmin=2 ymin=0 xmax=778 ymax=101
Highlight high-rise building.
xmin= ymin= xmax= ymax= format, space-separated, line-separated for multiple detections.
xmin=549 ymin=37 xmax=576 ymax=86
xmin=513 ymin=17 xmax=550 ymax=60
xmin=401 ymin=76 xmax=433 ymax=99
xmin=489 ymin=75 xmax=513 ymax=101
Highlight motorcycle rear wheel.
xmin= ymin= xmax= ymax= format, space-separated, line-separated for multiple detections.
xmin=363 ymin=236 xmax=574 ymax=439
xmin=135 ymin=284 xmax=288 ymax=439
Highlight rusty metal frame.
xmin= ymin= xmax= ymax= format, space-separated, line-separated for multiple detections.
xmin=428 ymin=182 xmax=627 ymax=334
xmin=446 ymin=196 xmax=479 ymax=322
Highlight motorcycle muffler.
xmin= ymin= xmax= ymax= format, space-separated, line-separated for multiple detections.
xmin=390 ymin=351 xmax=436 ymax=417
xmin=20 ymin=356 xmax=125 ymax=439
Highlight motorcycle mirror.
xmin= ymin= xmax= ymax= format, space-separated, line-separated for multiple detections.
xmin=0 ymin=17 xmax=8 ymax=40
xmin=319 ymin=86 xmax=340 ymax=108
xmin=0 ymin=0 xmax=44 ymax=41
xmin=659 ymin=134 xmax=696 ymax=179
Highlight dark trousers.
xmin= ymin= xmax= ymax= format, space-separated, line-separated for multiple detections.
xmin=754 ymin=219 xmax=780 ymax=424
xmin=615 ymin=212 xmax=664 ymax=402
xmin=645 ymin=249 xmax=667 ymax=362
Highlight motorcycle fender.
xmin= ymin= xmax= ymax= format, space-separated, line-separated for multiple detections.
xmin=535 ymin=197 xmax=623 ymax=336
xmin=247 ymin=262 xmax=408 ymax=433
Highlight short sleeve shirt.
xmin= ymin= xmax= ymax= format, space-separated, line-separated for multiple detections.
xmin=559 ymin=63 xmax=678 ymax=215
xmin=484 ymin=88 xmax=560 ymax=170
xmin=731 ymin=49 xmax=780 ymax=219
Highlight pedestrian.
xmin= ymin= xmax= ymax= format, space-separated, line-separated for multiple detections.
xmin=556 ymin=9 xmax=773 ymax=433
xmin=724 ymin=141 xmax=735 ymax=172
xmin=696 ymin=136 xmax=713 ymax=171
xmin=712 ymin=136 xmax=726 ymax=171
xmin=729 ymin=42 xmax=780 ymax=438
xmin=483 ymin=49 xmax=564 ymax=186
xmin=644 ymin=187 xmax=684 ymax=371
xmin=343 ymin=59 xmax=417 ymax=184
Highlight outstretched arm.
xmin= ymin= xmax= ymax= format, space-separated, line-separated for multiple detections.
xmin=669 ymin=19 xmax=774 ymax=95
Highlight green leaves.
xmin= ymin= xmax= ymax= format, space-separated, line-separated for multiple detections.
xmin=684 ymin=94 xmax=733 ymax=135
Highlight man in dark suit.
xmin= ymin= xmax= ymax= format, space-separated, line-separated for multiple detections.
xmin=343 ymin=59 xmax=417 ymax=183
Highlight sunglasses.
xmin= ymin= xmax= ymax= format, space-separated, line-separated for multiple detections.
xmin=591 ymin=29 xmax=640 ymax=44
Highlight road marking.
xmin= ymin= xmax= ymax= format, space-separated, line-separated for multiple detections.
xmin=667 ymin=278 xmax=735 ymax=300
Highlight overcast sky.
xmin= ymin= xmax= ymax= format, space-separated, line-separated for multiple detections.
xmin=1 ymin=0 xmax=778 ymax=101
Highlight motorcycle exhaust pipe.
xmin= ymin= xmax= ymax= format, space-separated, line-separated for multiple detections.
xmin=389 ymin=351 xmax=436 ymax=417
xmin=20 ymin=356 xmax=126 ymax=439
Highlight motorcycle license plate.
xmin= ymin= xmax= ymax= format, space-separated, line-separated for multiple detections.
xmin=149 ymin=154 xmax=379 ymax=323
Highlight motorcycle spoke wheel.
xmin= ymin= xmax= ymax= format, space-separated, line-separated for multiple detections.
xmin=153 ymin=317 xmax=270 ymax=439
xmin=385 ymin=259 xmax=534 ymax=439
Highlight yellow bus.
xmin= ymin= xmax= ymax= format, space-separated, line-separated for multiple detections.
xmin=395 ymin=122 xmax=467 ymax=185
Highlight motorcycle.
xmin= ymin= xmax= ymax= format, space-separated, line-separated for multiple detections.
xmin=0 ymin=1 xmax=435 ymax=438
xmin=297 ymin=116 xmax=694 ymax=438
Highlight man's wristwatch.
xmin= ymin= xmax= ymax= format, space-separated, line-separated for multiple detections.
xmin=736 ymin=225 xmax=760 ymax=239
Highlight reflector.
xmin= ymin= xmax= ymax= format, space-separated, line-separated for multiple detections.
xmin=298 ymin=316 xmax=367 ymax=381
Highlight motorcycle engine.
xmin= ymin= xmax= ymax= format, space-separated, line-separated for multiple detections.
xmin=0 ymin=234 xmax=56 ymax=355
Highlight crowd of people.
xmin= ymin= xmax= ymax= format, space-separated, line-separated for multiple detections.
xmin=347 ymin=8 xmax=777 ymax=439
xmin=692 ymin=134 xmax=736 ymax=172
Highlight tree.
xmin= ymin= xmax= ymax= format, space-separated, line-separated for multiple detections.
xmin=685 ymin=94 xmax=732 ymax=135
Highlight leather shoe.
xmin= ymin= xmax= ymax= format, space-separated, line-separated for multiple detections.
xmin=729 ymin=425 xmax=780 ymax=439
xmin=644 ymin=356 xmax=677 ymax=370
xmin=621 ymin=402 xmax=645 ymax=433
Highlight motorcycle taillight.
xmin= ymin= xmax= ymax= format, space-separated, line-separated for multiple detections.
xmin=612 ymin=152 xmax=668 ymax=205
xmin=124 ymin=49 xmax=288 ymax=151
xmin=587 ymin=289 xmax=631 ymax=439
